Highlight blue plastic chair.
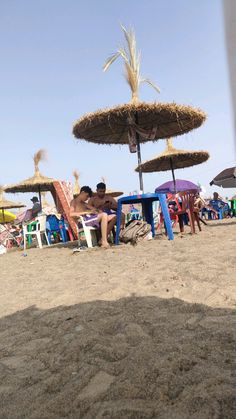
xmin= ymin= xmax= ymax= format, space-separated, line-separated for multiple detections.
xmin=46 ymin=215 xmax=67 ymax=244
xmin=208 ymin=200 xmax=229 ymax=220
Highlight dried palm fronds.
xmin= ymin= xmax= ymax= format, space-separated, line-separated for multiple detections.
xmin=103 ymin=25 xmax=160 ymax=104
xmin=97 ymin=176 xmax=123 ymax=198
xmin=73 ymin=170 xmax=80 ymax=197
xmin=33 ymin=149 xmax=47 ymax=176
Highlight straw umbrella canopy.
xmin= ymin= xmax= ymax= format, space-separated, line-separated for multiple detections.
xmin=0 ymin=187 xmax=25 ymax=223
xmin=73 ymin=26 xmax=206 ymax=193
xmin=135 ymin=138 xmax=209 ymax=190
xmin=4 ymin=150 xmax=55 ymax=206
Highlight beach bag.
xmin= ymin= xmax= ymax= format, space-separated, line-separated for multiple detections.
xmin=119 ymin=220 xmax=152 ymax=245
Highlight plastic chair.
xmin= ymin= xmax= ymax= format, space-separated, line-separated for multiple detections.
xmin=46 ymin=215 xmax=67 ymax=244
xmin=23 ymin=215 xmax=50 ymax=250
xmin=78 ymin=216 xmax=98 ymax=248
xmin=176 ymin=192 xmax=201 ymax=234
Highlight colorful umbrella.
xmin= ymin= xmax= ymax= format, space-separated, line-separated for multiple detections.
xmin=155 ymin=179 xmax=200 ymax=194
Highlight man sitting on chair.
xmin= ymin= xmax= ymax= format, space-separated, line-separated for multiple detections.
xmin=31 ymin=196 xmax=42 ymax=217
xmin=88 ymin=182 xmax=125 ymax=228
xmin=70 ymin=186 xmax=116 ymax=249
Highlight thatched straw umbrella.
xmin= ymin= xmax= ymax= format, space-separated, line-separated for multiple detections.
xmin=4 ymin=150 xmax=55 ymax=207
xmin=73 ymin=26 xmax=206 ymax=192
xmin=73 ymin=170 xmax=80 ymax=198
xmin=0 ymin=186 xmax=25 ymax=223
xmin=100 ymin=177 xmax=123 ymax=198
xmin=135 ymin=138 xmax=210 ymax=191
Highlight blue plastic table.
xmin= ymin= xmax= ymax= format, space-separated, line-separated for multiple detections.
xmin=115 ymin=193 xmax=174 ymax=245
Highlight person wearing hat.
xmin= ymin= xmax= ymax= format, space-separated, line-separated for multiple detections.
xmin=31 ymin=196 xmax=42 ymax=217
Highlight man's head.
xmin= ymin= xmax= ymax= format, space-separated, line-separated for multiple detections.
xmin=31 ymin=196 xmax=39 ymax=203
xmin=213 ymin=192 xmax=219 ymax=200
xmin=79 ymin=186 xmax=93 ymax=201
xmin=96 ymin=182 xmax=106 ymax=198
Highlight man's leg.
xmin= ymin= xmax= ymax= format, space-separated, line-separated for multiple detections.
xmin=120 ymin=212 xmax=125 ymax=229
xmin=107 ymin=214 xmax=117 ymax=235
xmin=97 ymin=213 xmax=109 ymax=248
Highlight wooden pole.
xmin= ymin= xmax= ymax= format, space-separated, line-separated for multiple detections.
xmin=170 ymin=158 xmax=176 ymax=193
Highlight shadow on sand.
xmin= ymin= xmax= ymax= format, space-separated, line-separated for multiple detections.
xmin=0 ymin=296 xmax=236 ymax=418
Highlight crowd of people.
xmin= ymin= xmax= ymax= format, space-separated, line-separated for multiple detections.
xmin=0 ymin=183 xmax=235 ymax=252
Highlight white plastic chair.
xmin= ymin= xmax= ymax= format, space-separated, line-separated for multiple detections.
xmin=23 ymin=215 xmax=50 ymax=250
xmin=78 ymin=216 xmax=98 ymax=248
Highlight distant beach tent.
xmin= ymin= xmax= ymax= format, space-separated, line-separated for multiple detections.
xmin=0 ymin=186 xmax=25 ymax=223
xmin=210 ymin=167 xmax=236 ymax=188
xmin=135 ymin=138 xmax=209 ymax=191
xmin=4 ymin=150 xmax=55 ymax=206
xmin=73 ymin=25 xmax=206 ymax=193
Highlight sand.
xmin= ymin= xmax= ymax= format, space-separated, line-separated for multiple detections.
xmin=0 ymin=219 xmax=236 ymax=418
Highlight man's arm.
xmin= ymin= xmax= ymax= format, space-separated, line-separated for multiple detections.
xmin=70 ymin=201 xmax=88 ymax=218
xmin=87 ymin=197 xmax=102 ymax=213
xmin=109 ymin=197 xmax=118 ymax=210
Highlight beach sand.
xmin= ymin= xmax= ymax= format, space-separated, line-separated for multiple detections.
xmin=0 ymin=219 xmax=236 ymax=418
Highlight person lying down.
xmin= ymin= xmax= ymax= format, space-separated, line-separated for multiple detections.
xmin=70 ymin=186 xmax=116 ymax=249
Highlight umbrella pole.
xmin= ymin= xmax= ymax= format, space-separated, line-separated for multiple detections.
xmin=136 ymin=139 xmax=144 ymax=193
xmin=38 ymin=186 xmax=42 ymax=208
xmin=170 ymin=158 xmax=176 ymax=193
xmin=135 ymin=113 xmax=144 ymax=194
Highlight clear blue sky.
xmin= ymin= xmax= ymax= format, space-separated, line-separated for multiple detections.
xmin=1 ymin=0 xmax=235 ymax=204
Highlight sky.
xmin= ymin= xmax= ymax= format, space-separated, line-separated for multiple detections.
xmin=1 ymin=0 xmax=235 ymax=205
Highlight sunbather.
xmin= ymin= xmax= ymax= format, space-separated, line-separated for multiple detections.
xmin=88 ymin=182 xmax=125 ymax=228
xmin=70 ymin=186 xmax=116 ymax=248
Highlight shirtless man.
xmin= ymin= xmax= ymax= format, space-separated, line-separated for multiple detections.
xmin=88 ymin=182 xmax=125 ymax=228
xmin=70 ymin=185 xmax=116 ymax=248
